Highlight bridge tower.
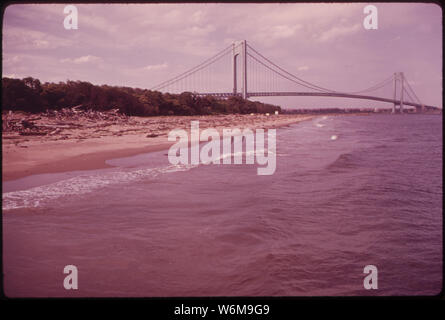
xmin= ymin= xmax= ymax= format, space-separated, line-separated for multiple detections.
xmin=232 ymin=40 xmax=247 ymax=99
xmin=392 ymin=72 xmax=404 ymax=113
xmin=392 ymin=72 xmax=397 ymax=113
xmin=400 ymin=72 xmax=404 ymax=113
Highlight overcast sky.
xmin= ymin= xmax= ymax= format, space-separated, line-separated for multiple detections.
xmin=2 ymin=3 xmax=442 ymax=109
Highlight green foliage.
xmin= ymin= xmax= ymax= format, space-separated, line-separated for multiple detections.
xmin=2 ymin=77 xmax=281 ymax=116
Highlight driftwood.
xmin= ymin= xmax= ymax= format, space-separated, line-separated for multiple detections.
xmin=2 ymin=107 xmax=129 ymax=135
xmin=146 ymin=133 xmax=159 ymax=138
xmin=19 ymin=131 xmax=47 ymax=136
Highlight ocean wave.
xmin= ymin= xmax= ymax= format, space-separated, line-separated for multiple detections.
xmin=3 ymin=147 xmax=265 ymax=211
xmin=2 ymin=163 xmax=197 ymax=211
xmin=313 ymin=117 xmax=328 ymax=128
xmin=326 ymin=153 xmax=359 ymax=171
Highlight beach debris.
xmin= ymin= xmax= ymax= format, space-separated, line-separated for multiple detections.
xmin=21 ymin=120 xmax=36 ymax=129
xmin=2 ymin=107 xmax=130 ymax=137
xmin=2 ymin=109 xmax=307 ymax=148
xmin=19 ymin=131 xmax=47 ymax=136
xmin=49 ymin=128 xmax=62 ymax=135
xmin=146 ymin=133 xmax=159 ymax=138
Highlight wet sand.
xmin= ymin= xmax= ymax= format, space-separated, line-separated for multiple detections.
xmin=2 ymin=113 xmax=313 ymax=181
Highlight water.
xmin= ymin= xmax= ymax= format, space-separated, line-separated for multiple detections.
xmin=2 ymin=114 xmax=442 ymax=297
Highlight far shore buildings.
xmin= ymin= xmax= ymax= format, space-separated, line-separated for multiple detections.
xmin=283 ymin=106 xmax=442 ymax=114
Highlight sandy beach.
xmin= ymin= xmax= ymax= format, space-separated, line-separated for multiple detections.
xmin=2 ymin=112 xmax=313 ymax=181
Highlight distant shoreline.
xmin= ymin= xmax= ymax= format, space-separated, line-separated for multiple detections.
xmin=5 ymin=111 xmax=438 ymax=182
xmin=2 ymin=113 xmax=314 ymax=181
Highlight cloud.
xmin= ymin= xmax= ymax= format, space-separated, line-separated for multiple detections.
xmin=191 ymin=10 xmax=204 ymax=24
xmin=268 ymin=24 xmax=302 ymax=39
xmin=33 ymin=39 xmax=50 ymax=48
xmin=3 ymin=55 xmax=22 ymax=64
xmin=78 ymin=9 xmax=120 ymax=35
xmin=143 ymin=63 xmax=168 ymax=71
xmin=316 ymin=23 xmax=361 ymax=42
xmin=182 ymin=24 xmax=215 ymax=37
xmin=3 ymin=27 xmax=73 ymax=50
xmin=2 ymin=73 xmax=20 ymax=78
xmin=60 ymin=55 xmax=102 ymax=64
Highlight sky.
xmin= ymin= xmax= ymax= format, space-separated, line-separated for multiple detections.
xmin=2 ymin=3 xmax=442 ymax=109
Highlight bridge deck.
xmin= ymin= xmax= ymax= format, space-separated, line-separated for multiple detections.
xmin=194 ymin=92 xmax=436 ymax=109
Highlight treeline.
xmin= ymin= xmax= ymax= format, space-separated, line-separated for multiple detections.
xmin=2 ymin=77 xmax=281 ymax=116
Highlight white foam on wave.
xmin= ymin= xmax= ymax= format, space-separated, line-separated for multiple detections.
xmin=2 ymin=163 xmax=197 ymax=211
xmin=314 ymin=116 xmax=328 ymax=128
xmin=215 ymin=148 xmax=270 ymax=162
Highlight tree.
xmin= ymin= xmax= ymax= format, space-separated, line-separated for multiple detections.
xmin=2 ymin=77 xmax=281 ymax=116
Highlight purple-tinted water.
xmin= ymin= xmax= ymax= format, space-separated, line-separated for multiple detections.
xmin=2 ymin=114 xmax=442 ymax=297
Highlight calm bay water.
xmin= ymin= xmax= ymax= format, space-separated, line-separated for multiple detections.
xmin=2 ymin=114 xmax=442 ymax=297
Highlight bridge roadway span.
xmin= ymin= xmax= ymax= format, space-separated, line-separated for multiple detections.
xmin=195 ymin=92 xmax=436 ymax=110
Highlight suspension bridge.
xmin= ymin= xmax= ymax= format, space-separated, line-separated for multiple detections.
xmin=150 ymin=40 xmax=437 ymax=113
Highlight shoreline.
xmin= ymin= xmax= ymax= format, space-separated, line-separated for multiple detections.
xmin=2 ymin=114 xmax=314 ymax=182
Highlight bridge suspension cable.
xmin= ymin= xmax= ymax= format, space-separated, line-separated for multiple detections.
xmin=247 ymin=44 xmax=335 ymax=93
xmin=403 ymin=74 xmax=422 ymax=105
xmin=247 ymin=44 xmax=397 ymax=96
xmin=403 ymin=88 xmax=415 ymax=104
xmin=346 ymin=74 xmax=395 ymax=95
xmin=247 ymin=52 xmax=332 ymax=92
xmin=149 ymin=43 xmax=237 ymax=92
